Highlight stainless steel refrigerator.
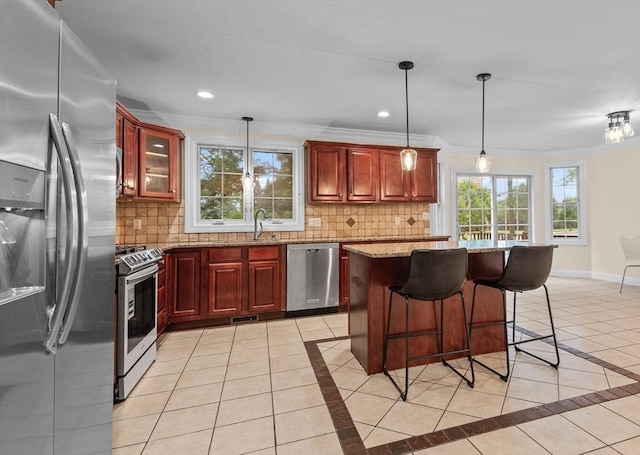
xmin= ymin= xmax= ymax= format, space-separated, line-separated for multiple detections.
xmin=0 ymin=0 xmax=116 ymax=453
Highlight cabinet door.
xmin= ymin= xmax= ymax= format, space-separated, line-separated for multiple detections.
xmin=307 ymin=143 xmax=345 ymax=202
xmin=379 ymin=149 xmax=408 ymax=202
xmin=248 ymin=260 xmax=282 ymax=312
xmin=410 ymin=149 xmax=438 ymax=202
xmin=347 ymin=147 xmax=378 ymax=201
xmin=138 ymin=127 xmax=178 ymax=200
xmin=157 ymin=259 xmax=168 ymax=334
xmin=207 ymin=262 xmax=243 ymax=317
xmin=168 ymin=251 xmax=201 ymax=319
xmin=121 ymin=119 xmax=137 ymax=197
xmin=339 ymin=247 xmax=350 ymax=305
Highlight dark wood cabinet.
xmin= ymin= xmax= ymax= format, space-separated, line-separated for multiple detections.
xmin=307 ymin=142 xmax=346 ymax=202
xmin=380 ymin=148 xmax=438 ymax=202
xmin=306 ymin=140 xmax=438 ymax=204
xmin=157 ymin=256 xmax=168 ymax=334
xmin=138 ymin=125 xmax=180 ymax=201
xmin=167 ymin=246 xmax=285 ymax=325
xmin=379 ymin=148 xmax=408 ymax=202
xmin=116 ymin=102 xmax=183 ymax=202
xmin=167 ymin=249 xmax=202 ymax=321
xmin=207 ymin=248 xmax=243 ymax=317
xmin=411 ymin=149 xmax=438 ymax=202
xmin=247 ymin=247 xmax=284 ymax=313
xmin=347 ymin=147 xmax=378 ymax=201
xmin=116 ymin=102 xmax=138 ymax=198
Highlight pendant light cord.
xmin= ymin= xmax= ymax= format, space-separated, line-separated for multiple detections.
xmin=404 ymin=67 xmax=410 ymax=148
xmin=481 ymin=77 xmax=485 ymax=153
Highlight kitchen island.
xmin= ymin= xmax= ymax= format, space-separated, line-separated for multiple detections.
xmin=344 ymin=240 xmax=531 ymax=374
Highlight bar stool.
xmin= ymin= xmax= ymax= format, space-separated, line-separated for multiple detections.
xmin=382 ymin=248 xmax=475 ymax=401
xmin=469 ymin=245 xmax=560 ymax=381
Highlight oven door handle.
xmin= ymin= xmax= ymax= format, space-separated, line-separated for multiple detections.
xmin=126 ymin=265 xmax=160 ymax=286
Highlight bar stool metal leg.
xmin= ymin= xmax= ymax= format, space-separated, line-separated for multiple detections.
xmin=469 ymin=284 xmax=510 ymax=381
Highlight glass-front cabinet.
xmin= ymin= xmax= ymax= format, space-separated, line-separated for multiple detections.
xmin=138 ymin=126 xmax=180 ymax=201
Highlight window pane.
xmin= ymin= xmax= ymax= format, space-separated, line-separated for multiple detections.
xmin=222 ymin=198 xmax=243 ymax=219
xmin=199 ymin=146 xmax=245 ymax=221
xmin=200 ymin=197 xmax=221 ymax=220
xmin=252 ymin=149 xmax=294 ymax=220
xmin=273 ymin=199 xmax=293 ymax=219
xmin=550 ymin=166 xmax=580 ymax=238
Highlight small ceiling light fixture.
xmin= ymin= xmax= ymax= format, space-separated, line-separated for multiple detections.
xmin=196 ymin=90 xmax=214 ymax=99
xmin=377 ymin=111 xmax=390 ymax=118
xmin=399 ymin=61 xmax=417 ymax=171
xmin=475 ymin=73 xmax=492 ymax=173
xmin=242 ymin=116 xmax=254 ymax=189
xmin=605 ymin=111 xmax=634 ymax=144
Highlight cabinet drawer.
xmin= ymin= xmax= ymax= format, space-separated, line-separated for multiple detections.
xmin=248 ymin=246 xmax=280 ymax=261
xmin=209 ymin=247 xmax=242 ymax=263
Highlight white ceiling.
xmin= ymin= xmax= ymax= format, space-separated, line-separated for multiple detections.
xmin=56 ymin=0 xmax=640 ymax=154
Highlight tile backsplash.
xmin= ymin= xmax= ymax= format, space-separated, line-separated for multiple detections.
xmin=116 ymin=200 xmax=431 ymax=245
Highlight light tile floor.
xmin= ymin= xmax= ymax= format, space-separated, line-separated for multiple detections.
xmin=113 ymin=277 xmax=640 ymax=454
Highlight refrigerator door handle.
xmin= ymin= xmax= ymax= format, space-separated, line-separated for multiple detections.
xmin=58 ymin=121 xmax=89 ymax=345
xmin=116 ymin=147 xmax=123 ymax=196
xmin=45 ymin=114 xmax=79 ymax=354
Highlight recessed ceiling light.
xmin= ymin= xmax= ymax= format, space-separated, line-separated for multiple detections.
xmin=196 ymin=90 xmax=214 ymax=99
xmin=377 ymin=111 xmax=390 ymax=118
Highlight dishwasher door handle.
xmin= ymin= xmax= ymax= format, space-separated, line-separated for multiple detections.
xmin=307 ymin=249 xmax=319 ymax=253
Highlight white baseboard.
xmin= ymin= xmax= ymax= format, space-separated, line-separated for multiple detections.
xmin=550 ymin=269 xmax=640 ymax=287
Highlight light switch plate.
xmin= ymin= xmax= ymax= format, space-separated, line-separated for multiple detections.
xmin=133 ymin=219 xmax=142 ymax=230
xmin=422 ymin=211 xmax=429 ymax=221
xmin=308 ymin=217 xmax=321 ymax=227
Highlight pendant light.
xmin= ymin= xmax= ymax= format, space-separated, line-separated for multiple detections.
xmin=475 ymin=73 xmax=492 ymax=173
xmin=242 ymin=116 xmax=253 ymax=189
xmin=399 ymin=61 xmax=417 ymax=171
xmin=605 ymin=111 xmax=634 ymax=143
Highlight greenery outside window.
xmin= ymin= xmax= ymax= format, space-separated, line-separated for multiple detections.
xmin=184 ymin=137 xmax=304 ymax=233
xmin=545 ymin=161 xmax=587 ymax=244
xmin=455 ymin=174 xmax=531 ymax=241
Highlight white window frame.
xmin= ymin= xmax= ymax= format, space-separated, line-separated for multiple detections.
xmin=544 ymin=160 xmax=587 ymax=245
xmin=184 ymin=135 xmax=305 ymax=233
xmin=451 ymin=167 xmax=538 ymax=242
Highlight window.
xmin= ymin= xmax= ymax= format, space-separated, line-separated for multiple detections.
xmin=545 ymin=161 xmax=586 ymax=244
xmin=455 ymin=174 xmax=531 ymax=241
xmin=184 ymin=137 xmax=304 ymax=233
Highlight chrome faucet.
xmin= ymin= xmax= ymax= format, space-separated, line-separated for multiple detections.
xmin=254 ymin=208 xmax=268 ymax=240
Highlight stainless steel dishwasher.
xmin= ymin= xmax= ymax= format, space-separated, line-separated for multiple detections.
xmin=286 ymin=243 xmax=339 ymax=316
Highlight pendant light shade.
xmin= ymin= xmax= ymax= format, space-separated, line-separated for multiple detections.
xmin=242 ymin=116 xmax=253 ymax=189
xmin=475 ymin=73 xmax=492 ymax=173
xmin=399 ymin=61 xmax=417 ymax=171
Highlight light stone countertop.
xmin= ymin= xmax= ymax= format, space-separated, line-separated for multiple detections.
xmin=136 ymin=235 xmax=450 ymax=253
xmin=342 ymin=240 xmax=546 ymax=258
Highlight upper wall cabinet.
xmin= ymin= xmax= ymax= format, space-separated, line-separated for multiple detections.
xmin=305 ymin=140 xmax=438 ymax=204
xmin=116 ymin=102 xmax=185 ymax=202
xmin=380 ymin=148 xmax=438 ymax=202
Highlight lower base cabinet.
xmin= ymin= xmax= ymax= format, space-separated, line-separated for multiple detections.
xmin=167 ymin=249 xmax=202 ymax=321
xmin=167 ymin=245 xmax=285 ymax=325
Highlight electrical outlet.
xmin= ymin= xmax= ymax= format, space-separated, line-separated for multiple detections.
xmin=133 ymin=219 xmax=142 ymax=230
xmin=394 ymin=217 xmax=400 ymax=225
xmin=422 ymin=211 xmax=430 ymax=221
xmin=308 ymin=217 xmax=321 ymax=227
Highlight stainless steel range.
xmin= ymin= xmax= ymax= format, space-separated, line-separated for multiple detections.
xmin=115 ymin=247 xmax=162 ymax=401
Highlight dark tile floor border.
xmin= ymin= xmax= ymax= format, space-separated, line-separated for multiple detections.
xmin=305 ymin=329 xmax=640 ymax=455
